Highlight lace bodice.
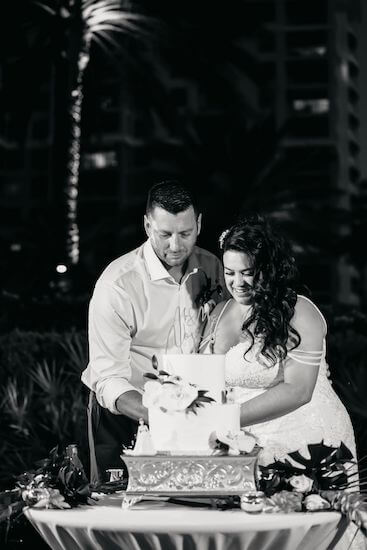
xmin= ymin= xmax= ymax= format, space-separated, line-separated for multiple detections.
xmin=225 ymin=339 xmax=328 ymax=389
xmin=225 ymin=341 xmax=282 ymax=388
xmin=206 ymin=294 xmax=326 ymax=388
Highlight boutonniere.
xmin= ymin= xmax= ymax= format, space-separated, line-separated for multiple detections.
xmin=196 ymin=274 xmax=223 ymax=317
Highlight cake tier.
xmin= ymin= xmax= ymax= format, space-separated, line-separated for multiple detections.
xmin=162 ymin=354 xmax=225 ymax=403
xmin=148 ymin=403 xmax=240 ymax=454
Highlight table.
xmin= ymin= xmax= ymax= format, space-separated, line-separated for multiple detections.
xmin=25 ymin=493 xmax=350 ymax=550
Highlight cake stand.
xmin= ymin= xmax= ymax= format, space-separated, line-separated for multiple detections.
xmin=120 ymin=448 xmax=260 ymax=509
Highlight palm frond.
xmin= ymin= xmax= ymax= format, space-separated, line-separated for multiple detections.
xmin=0 ymin=441 xmax=31 ymax=477
xmin=32 ymin=1 xmax=57 ymax=16
xmin=88 ymin=33 xmax=113 ymax=57
xmin=91 ymin=29 xmax=124 ymax=51
xmin=59 ymin=331 xmax=87 ymax=374
xmin=37 ymin=400 xmax=72 ymax=438
xmin=83 ymin=0 xmax=149 ymax=36
xmin=29 ymin=359 xmax=68 ymax=400
xmin=2 ymin=380 xmax=29 ymax=416
xmin=1 ymin=379 xmax=32 ymax=436
xmin=84 ymin=0 xmax=123 ymax=10
xmin=90 ymin=22 xmax=137 ymax=34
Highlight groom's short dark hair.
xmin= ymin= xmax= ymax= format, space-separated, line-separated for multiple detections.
xmin=146 ymin=180 xmax=199 ymax=217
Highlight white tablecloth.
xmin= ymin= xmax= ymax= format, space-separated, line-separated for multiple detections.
xmin=25 ymin=494 xmax=349 ymax=550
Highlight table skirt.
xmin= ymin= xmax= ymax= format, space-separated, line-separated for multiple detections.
xmin=25 ymin=499 xmax=349 ymax=550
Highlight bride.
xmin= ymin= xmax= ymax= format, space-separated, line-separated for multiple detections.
xmin=200 ymin=214 xmax=365 ymax=547
xmin=200 ymin=214 xmax=365 ymax=548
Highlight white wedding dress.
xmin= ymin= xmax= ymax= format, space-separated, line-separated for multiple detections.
xmin=221 ymin=296 xmax=365 ymax=549
xmin=216 ymin=296 xmax=356 ymax=464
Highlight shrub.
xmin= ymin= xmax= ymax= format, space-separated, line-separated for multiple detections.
xmin=0 ymin=306 xmax=366 ymax=487
xmin=325 ymin=307 xmax=367 ymax=461
xmin=0 ymin=330 xmax=89 ymax=489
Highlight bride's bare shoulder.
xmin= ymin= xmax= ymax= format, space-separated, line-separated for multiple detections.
xmin=292 ymin=295 xmax=326 ymax=339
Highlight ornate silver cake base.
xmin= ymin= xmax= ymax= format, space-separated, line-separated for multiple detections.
xmin=120 ymin=449 xmax=260 ymax=507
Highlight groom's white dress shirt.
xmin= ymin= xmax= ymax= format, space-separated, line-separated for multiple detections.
xmin=81 ymin=239 xmax=224 ymax=413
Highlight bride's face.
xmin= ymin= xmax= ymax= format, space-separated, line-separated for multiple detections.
xmin=223 ymin=250 xmax=255 ymax=305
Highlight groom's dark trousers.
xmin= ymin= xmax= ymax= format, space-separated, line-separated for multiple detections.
xmin=87 ymin=391 xmax=138 ymax=484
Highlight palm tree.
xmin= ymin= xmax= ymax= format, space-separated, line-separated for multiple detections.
xmin=34 ymin=0 xmax=148 ymax=265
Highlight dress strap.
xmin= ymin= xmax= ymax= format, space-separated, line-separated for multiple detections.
xmin=198 ymin=299 xmax=232 ymax=352
xmin=286 ymin=296 xmax=327 ymax=366
xmin=207 ymin=299 xmax=232 ymax=352
xmin=212 ymin=299 xmax=232 ymax=336
xmin=287 ymin=349 xmax=323 ymax=366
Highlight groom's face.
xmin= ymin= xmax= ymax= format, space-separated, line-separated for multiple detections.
xmin=144 ymin=206 xmax=201 ymax=269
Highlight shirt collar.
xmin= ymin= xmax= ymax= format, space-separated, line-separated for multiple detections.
xmin=143 ymin=239 xmax=203 ymax=282
xmin=143 ymin=239 xmax=171 ymax=281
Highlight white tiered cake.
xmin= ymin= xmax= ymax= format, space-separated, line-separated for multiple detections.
xmin=146 ymin=354 xmax=241 ymax=454
xmin=121 ymin=354 xmax=258 ymax=500
xmin=162 ymin=354 xmax=226 ymax=403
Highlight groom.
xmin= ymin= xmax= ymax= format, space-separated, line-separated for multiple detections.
xmin=81 ymin=180 xmax=226 ymax=482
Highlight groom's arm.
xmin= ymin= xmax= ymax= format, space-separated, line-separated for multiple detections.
xmin=115 ymin=390 xmax=148 ymax=423
xmin=83 ymin=280 xmax=148 ymax=422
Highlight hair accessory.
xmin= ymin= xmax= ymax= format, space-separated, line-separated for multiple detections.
xmin=219 ymin=229 xmax=230 ymax=249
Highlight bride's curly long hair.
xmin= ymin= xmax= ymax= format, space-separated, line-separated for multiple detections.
xmin=220 ymin=214 xmax=301 ymax=366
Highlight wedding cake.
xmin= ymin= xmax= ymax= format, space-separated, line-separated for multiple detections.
xmin=162 ymin=354 xmax=225 ymax=403
xmin=121 ymin=354 xmax=258 ymax=499
xmin=142 ymin=354 xmax=245 ymax=455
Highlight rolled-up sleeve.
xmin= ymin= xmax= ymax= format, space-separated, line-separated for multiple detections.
xmin=83 ymin=280 xmax=136 ymax=414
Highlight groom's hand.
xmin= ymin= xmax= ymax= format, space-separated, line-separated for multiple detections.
xmin=115 ymin=390 xmax=148 ymax=423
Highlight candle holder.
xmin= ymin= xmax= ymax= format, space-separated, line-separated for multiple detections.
xmin=240 ymin=490 xmax=265 ymax=513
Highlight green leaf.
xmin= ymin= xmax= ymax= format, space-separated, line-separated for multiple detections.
xmin=143 ymin=373 xmax=158 ymax=380
xmin=197 ymin=396 xmax=215 ymax=403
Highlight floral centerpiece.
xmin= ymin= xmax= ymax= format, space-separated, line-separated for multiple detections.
xmin=256 ymin=441 xmax=367 ymax=537
xmin=210 ymin=429 xmax=257 ymax=455
xmin=0 ymin=445 xmax=95 ymax=544
xmin=142 ymin=362 xmax=215 ymax=414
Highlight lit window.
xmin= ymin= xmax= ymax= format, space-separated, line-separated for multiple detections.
xmin=340 ymin=61 xmax=349 ymax=82
xmin=82 ymin=151 xmax=117 ymax=170
xmin=293 ymin=99 xmax=329 ymax=114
